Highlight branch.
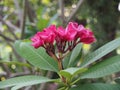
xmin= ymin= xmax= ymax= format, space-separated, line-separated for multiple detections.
xmin=0 ymin=64 xmax=11 ymax=77
xmin=20 ymin=0 xmax=27 ymax=39
xmin=5 ymin=20 xmax=20 ymax=31
xmin=13 ymin=0 xmax=22 ymax=22
xmin=58 ymin=0 xmax=66 ymax=24
xmin=10 ymin=71 xmax=31 ymax=78
xmin=0 ymin=16 xmax=18 ymax=39
xmin=67 ymin=0 xmax=84 ymax=23
xmin=26 ymin=0 xmax=36 ymax=23
xmin=0 ymin=32 xmax=14 ymax=42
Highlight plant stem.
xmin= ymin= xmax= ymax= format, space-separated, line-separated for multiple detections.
xmin=58 ymin=59 xmax=67 ymax=83
xmin=49 ymin=52 xmax=58 ymax=62
xmin=71 ymin=77 xmax=81 ymax=85
xmin=58 ymin=59 xmax=63 ymax=70
xmin=50 ymin=52 xmax=66 ymax=83
xmin=58 ymin=87 xmax=66 ymax=90
xmin=65 ymin=87 xmax=69 ymax=90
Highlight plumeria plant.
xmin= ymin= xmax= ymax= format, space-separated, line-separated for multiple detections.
xmin=0 ymin=22 xmax=120 ymax=90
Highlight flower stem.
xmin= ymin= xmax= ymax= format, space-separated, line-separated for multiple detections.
xmin=50 ymin=52 xmax=66 ymax=83
xmin=58 ymin=87 xmax=66 ymax=90
xmin=58 ymin=59 xmax=66 ymax=83
xmin=58 ymin=59 xmax=63 ymax=70
xmin=71 ymin=77 xmax=81 ymax=85
xmin=49 ymin=52 xmax=58 ymax=62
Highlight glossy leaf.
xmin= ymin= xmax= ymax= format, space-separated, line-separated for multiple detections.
xmin=0 ymin=75 xmax=55 ymax=89
xmin=15 ymin=41 xmax=59 ymax=72
xmin=68 ymin=43 xmax=82 ymax=67
xmin=63 ymin=43 xmax=82 ymax=68
xmin=81 ymin=55 xmax=120 ymax=79
xmin=70 ymin=83 xmax=120 ymax=90
xmin=63 ymin=52 xmax=71 ymax=69
xmin=59 ymin=67 xmax=87 ymax=78
xmin=80 ymin=38 xmax=120 ymax=68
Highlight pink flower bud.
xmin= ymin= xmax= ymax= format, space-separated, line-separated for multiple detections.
xmin=31 ymin=22 xmax=96 ymax=53
xmin=43 ymin=25 xmax=56 ymax=33
xmin=31 ymin=32 xmax=44 ymax=48
xmin=42 ymin=25 xmax=56 ymax=44
xmin=77 ymin=28 xmax=96 ymax=44
xmin=56 ymin=22 xmax=77 ymax=41
xmin=31 ymin=25 xmax=56 ymax=48
xmin=56 ymin=26 xmax=66 ymax=40
xmin=40 ymin=31 xmax=55 ymax=44
xmin=65 ymin=22 xmax=77 ymax=41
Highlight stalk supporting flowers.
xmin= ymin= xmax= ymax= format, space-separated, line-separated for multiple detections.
xmin=31 ymin=22 xmax=95 ymax=83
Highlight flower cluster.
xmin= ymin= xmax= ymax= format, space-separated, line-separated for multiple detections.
xmin=31 ymin=22 xmax=95 ymax=56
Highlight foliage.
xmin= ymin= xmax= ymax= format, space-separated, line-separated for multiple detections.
xmin=0 ymin=0 xmax=120 ymax=90
xmin=0 ymin=37 xmax=120 ymax=90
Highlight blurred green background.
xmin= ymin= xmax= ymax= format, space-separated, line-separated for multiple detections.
xmin=0 ymin=0 xmax=120 ymax=89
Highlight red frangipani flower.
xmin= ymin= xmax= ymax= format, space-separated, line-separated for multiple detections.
xmin=31 ymin=25 xmax=56 ymax=49
xmin=68 ymin=22 xmax=96 ymax=44
xmin=77 ymin=29 xmax=96 ymax=44
xmin=31 ymin=32 xmax=44 ymax=48
xmin=31 ymin=22 xmax=96 ymax=55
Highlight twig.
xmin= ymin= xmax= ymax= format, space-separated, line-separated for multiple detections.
xmin=58 ymin=0 xmax=66 ymax=24
xmin=0 ymin=64 xmax=11 ymax=77
xmin=13 ymin=0 xmax=22 ymax=22
xmin=10 ymin=71 xmax=31 ymax=78
xmin=0 ymin=32 xmax=14 ymax=42
xmin=26 ymin=0 xmax=36 ymax=23
xmin=20 ymin=0 xmax=27 ymax=39
xmin=67 ymin=0 xmax=84 ymax=23
xmin=0 ymin=16 xmax=18 ymax=39
xmin=5 ymin=20 xmax=20 ymax=31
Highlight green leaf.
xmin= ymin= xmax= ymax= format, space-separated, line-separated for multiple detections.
xmin=11 ymin=85 xmax=26 ymax=90
xmin=80 ymin=55 xmax=120 ymax=79
xmin=0 ymin=75 xmax=55 ymax=89
xmin=63 ymin=52 xmax=71 ymax=69
xmin=59 ymin=67 xmax=87 ymax=79
xmin=70 ymin=83 xmax=120 ymax=90
xmin=68 ymin=43 xmax=82 ymax=67
xmin=63 ymin=43 xmax=82 ymax=68
xmin=14 ymin=41 xmax=59 ymax=72
xmin=80 ymin=38 xmax=120 ymax=68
